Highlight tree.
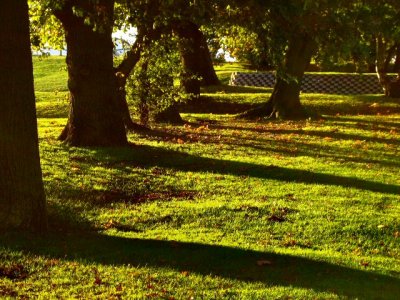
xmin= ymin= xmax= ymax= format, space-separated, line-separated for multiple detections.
xmin=0 ymin=0 xmax=47 ymax=231
xmin=53 ymin=0 xmax=128 ymax=146
xmin=235 ymin=0 xmax=350 ymax=119
xmin=237 ymin=1 xmax=321 ymax=119
xmin=320 ymin=0 xmax=400 ymax=97
xmin=31 ymin=0 xmax=222 ymax=129
xmin=174 ymin=20 xmax=220 ymax=95
xmin=362 ymin=0 xmax=400 ymax=97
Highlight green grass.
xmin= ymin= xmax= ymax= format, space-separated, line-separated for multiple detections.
xmin=0 ymin=61 xmax=399 ymax=299
xmin=33 ymin=56 xmax=68 ymax=92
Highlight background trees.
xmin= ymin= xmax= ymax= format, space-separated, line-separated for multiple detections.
xmin=28 ymin=0 xmax=400 ymax=125
xmin=234 ymin=0 xmax=356 ymax=119
xmin=0 ymin=0 xmax=47 ymax=231
xmin=357 ymin=0 xmax=400 ymax=97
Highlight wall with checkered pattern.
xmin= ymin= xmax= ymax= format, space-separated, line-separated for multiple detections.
xmin=229 ymin=72 xmax=388 ymax=94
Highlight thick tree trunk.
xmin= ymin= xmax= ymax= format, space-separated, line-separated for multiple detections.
xmin=174 ymin=21 xmax=220 ymax=95
xmin=0 ymin=0 xmax=47 ymax=231
xmin=241 ymin=32 xmax=316 ymax=120
xmin=55 ymin=1 xmax=127 ymax=146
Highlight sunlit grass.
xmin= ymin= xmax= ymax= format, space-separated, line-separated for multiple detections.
xmin=0 ymin=60 xmax=399 ymax=299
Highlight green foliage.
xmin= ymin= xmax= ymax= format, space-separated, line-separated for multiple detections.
xmin=126 ymin=35 xmax=188 ymax=125
xmin=29 ymin=0 xmax=65 ymax=52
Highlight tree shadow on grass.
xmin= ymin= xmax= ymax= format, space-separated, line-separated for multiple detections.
xmin=325 ymin=116 xmax=400 ymax=132
xmin=2 ymin=232 xmax=399 ymax=299
xmin=201 ymin=84 xmax=272 ymax=94
xmin=91 ymin=145 xmax=400 ymax=195
xmin=210 ymin=123 xmax=400 ymax=146
xmin=179 ymin=96 xmax=260 ymax=114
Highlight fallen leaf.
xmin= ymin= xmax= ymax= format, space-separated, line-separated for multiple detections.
xmin=360 ymin=261 xmax=369 ymax=267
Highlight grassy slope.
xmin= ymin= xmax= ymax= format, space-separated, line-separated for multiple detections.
xmin=0 ymin=60 xmax=399 ymax=299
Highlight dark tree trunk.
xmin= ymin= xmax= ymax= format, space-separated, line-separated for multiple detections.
xmin=174 ymin=21 xmax=220 ymax=95
xmin=375 ymin=37 xmax=400 ymax=98
xmin=54 ymin=1 xmax=127 ymax=146
xmin=386 ymin=79 xmax=400 ymax=98
xmin=0 ymin=0 xmax=47 ymax=231
xmin=153 ymin=105 xmax=184 ymax=124
xmin=241 ymin=32 xmax=316 ymax=120
xmin=393 ymin=45 xmax=400 ymax=73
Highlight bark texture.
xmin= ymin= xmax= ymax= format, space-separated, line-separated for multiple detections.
xmin=54 ymin=0 xmax=127 ymax=146
xmin=241 ymin=32 xmax=316 ymax=120
xmin=174 ymin=21 xmax=220 ymax=95
xmin=0 ymin=0 xmax=47 ymax=231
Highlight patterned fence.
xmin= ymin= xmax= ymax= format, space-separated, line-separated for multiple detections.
xmin=229 ymin=72 xmax=388 ymax=94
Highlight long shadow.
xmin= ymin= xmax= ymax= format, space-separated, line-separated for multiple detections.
xmin=235 ymin=141 xmax=400 ymax=169
xmin=214 ymin=124 xmax=400 ymax=146
xmin=2 ymin=232 xmax=399 ymax=299
xmin=92 ymin=145 xmax=400 ymax=195
xmin=325 ymin=116 xmax=400 ymax=131
xmin=201 ymin=84 xmax=272 ymax=94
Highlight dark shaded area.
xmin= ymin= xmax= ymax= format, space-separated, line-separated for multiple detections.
xmin=201 ymin=84 xmax=272 ymax=94
xmin=312 ymin=103 xmax=400 ymax=116
xmin=1 ymin=232 xmax=399 ymax=299
xmin=81 ymin=189 xmax=197 ymax=208
xmin=180 ymin=96 xmax=259 ymax=114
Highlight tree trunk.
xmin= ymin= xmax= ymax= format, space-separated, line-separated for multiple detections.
xmin=153 ymin=105 xmax=184 ymax=124
xmin=174 ymin=21 xmax=220 ymax=95
xmin=393 ymin=45 xmax=400 ymax=73
xmin=374 ymin=36 xmax=400 ymax=97
xmin=375 ymin=35 xmax=391 ymax=96
xmin=0 ymin=0 xmax=47 ymax=231
xmin=54 ymin=1 xmax=127 ymax=146
xmin=386 ymin=78 xmax=400 ymax=98
xmin=241 ymin=32 xmax=316 ymax=120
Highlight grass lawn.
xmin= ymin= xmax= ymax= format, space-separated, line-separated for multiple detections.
xmin=0 ymin=58 xmax=399 ymax=299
